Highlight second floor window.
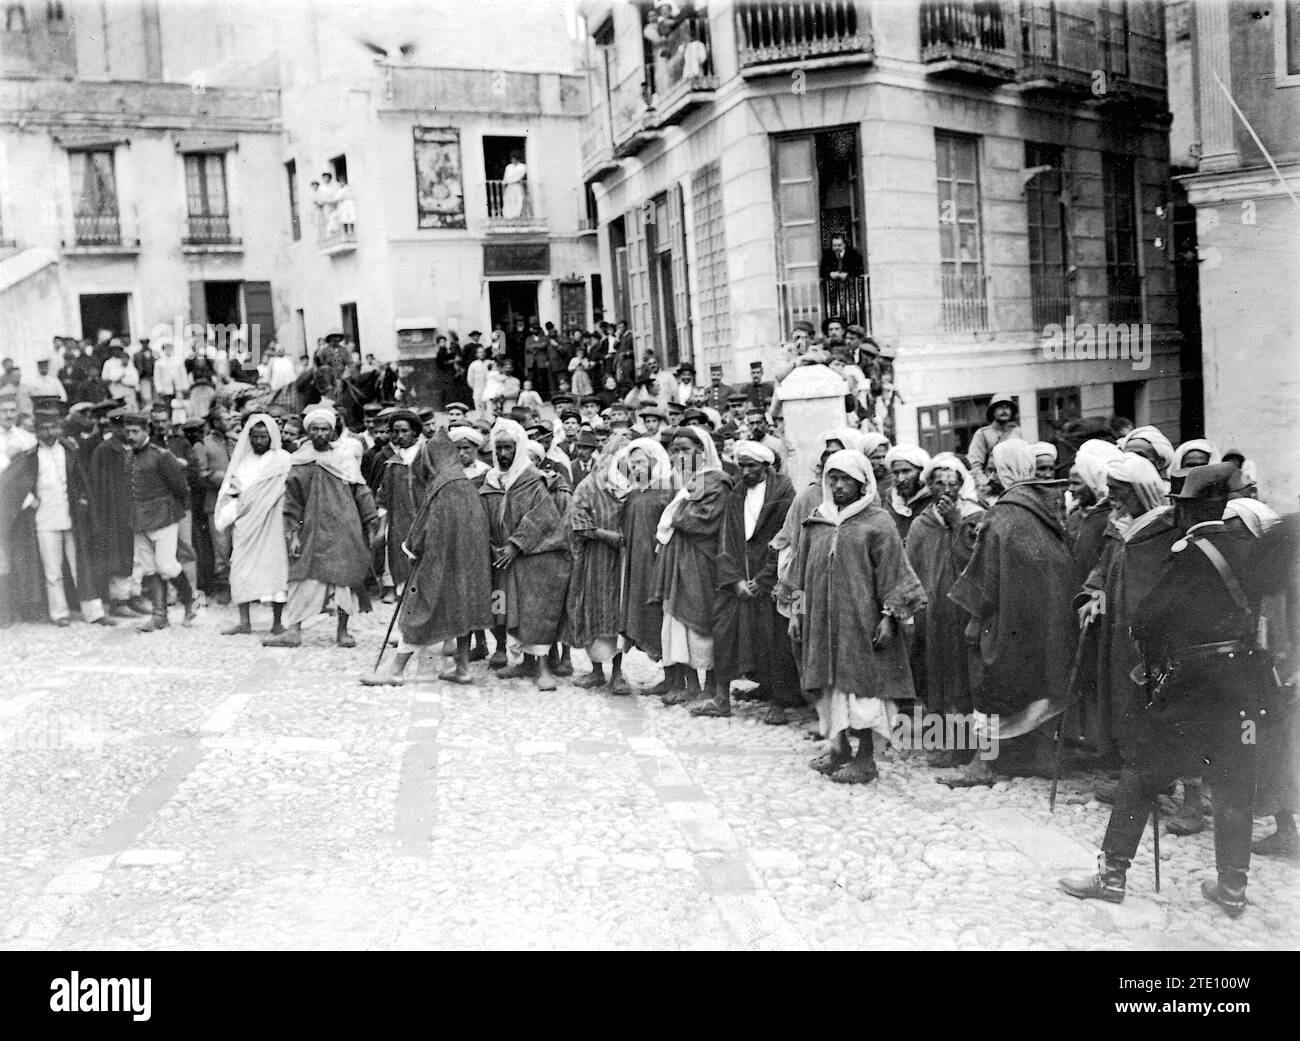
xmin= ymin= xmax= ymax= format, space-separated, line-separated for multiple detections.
xmin=184 ymin=152 xmax=230 ymax=243
xmin=1025 ymin=142 xmax=1069 ymax=328
xmin=936 ymin=131 xmax=986 ymax=332
xmin=69 ymin=148 xmax=120 ymax=245
xmin=1102 ymin=152 xmax=1141 ymax=322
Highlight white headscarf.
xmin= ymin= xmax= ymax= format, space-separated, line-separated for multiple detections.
xmin=858 ymin=431 xmax=891 ymax=457
xmin=214 ymin=413 xmax=291 ymax=532
xmin=817 ymin=449 xmax=877 ymax=525
xmin=920 ymin=451 xmax=980 ymax=510
xmin=488 ymin=418 xmax=532 ymax=490
xmin=1172 ymin=438 xmax=1221 ymax=471
xmin=992 ymin=439 xmax=1036 ymax=489
xmin=1120 ymin=426 xmax=1175 ymax=473
xmin=884 ymin=444 xmax=931 ymax=515
xmin=655 ymin=426 xmax=723 ymax=545
xmin=1030 ymin=441 xmax=1057 ymax=462
xmin=624 ymin=436 xmax=675 ymax=492
xmin=1224 ymin=497 xmax=1280 ymax=537
xmin=1072 ymin=438 xmax=1123 ymax=501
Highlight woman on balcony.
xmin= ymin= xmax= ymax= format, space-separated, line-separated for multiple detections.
xmin=501 ymin=152 xmax=527 ymax=220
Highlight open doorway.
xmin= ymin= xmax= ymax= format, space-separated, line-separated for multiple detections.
xmin=78 ymin=293 xmax=131 ymax=342
xmin=204 ymin=281 xmax=242 ymax=327
xmin=489 ymin=280 xmax=538 ymax=330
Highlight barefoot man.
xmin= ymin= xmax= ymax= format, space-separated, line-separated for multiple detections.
xmin=362 ymin=431 xmax=492 ymax=685
xmin=264 ymin=405 xmax=378 ymax=649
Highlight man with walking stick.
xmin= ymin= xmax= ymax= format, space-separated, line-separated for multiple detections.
xmin=360 ymin=432 xmax=492 ymax=686
xmin=1059 ymin=464 xmax=1272 ymax=916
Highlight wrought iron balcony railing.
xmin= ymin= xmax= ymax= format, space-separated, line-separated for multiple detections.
xmin=736 ymin=0 xmax=870 ymax=68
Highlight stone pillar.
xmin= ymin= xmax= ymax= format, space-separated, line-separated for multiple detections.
xmin=1193 ymin=1 xmax=1238 ymax=173
xmin=774 ymin=364 xmax=849 ymax=491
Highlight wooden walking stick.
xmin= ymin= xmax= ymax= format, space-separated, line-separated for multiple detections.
xmin=373 ymin=578 xmax=411 ymax=673
xmin=1050 ymin=616 xmax=1092 ymax=813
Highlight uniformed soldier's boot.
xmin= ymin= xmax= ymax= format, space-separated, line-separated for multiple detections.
xmin=135 ymin=575 xmax=170 ymax=633
xmin=1200 ymin=879 xmax=1247 ymax=918
xmin=1059 ymin=854 xmax=1127 ymax=904
xmin=171 ymin=573 xmax=197 ymax=626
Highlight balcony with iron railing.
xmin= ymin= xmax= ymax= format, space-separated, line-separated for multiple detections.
xmin=940 ymin=268 xmax=989 ymax=333
xmin=1017 ymin=1 xmax=1101 ymax=94
xmin=183 ymin=214 xmax=240 ymax=249
xmin=580 ymin=102 xmax=621 ymax=181
xmin=62 ymin=211 xmax=141 ymax=255
xmin=777 ymin=274 xmax=871 ymax=340
xmin=484 ymin=179 xmax=546 ymax=231
xmin=609 ymin=73 xmax=661 ymax=158
xmin=316 ymin=199 xmax=356 ymax=255
xmin=647 ymin=13 xmax=719 ymax=127
xmin=736 ymin=0 xmax=872 ymax=72
xmin=920 ymin=1 xmax=1016 ymax=81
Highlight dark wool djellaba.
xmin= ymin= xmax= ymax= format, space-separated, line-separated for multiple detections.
xmin=948 ymin=483 xmax=1075 ymax=718
xmin=397 ymin=434 xmax=493 ymax=646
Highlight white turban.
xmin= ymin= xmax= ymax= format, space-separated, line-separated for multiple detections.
xmin=821 ymin=427 xmax=866 ymax=453
xmin=488 ymin=418 xmax=532 ymax=490
xmin=1030 ymin=441 xmax=1057 ymax=462
xmin=734 ymin=440 xmax=776 ymax=466
xmin=858 ymin=431 xmax=891 ymax=457
xmin=992 ymin=439 xmax=1036 ymax=489
xmin=1120 ymin=426 xmax=1175 ymax=472
xmin=884 ymin=445 xmax=930 ymax=471
xmin=525 ymin=439 xmax=547 ymax=463
xmin=1105 ymin=453 xmax=1166 ymax=514
xmin=448 ymin=426 xmax=486 ymax=447
xmin=1172 ymin=438 xmax=1220 ymax=472
xmin=303 ymin=406 xmax=336 ymax=431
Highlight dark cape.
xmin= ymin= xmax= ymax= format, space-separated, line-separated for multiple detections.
xmin=0 ymin=450 xmax=46 ymax=621
xmin=906 ymin=501 xmax=984 ymax=717
xmin=619 ymin=485 xmax=674 ymax=659
xmin=651 ymin=468 xmax=732 ymax=634
xmin=88 ymin=435 xmax=136 ymax=584
xmin=482 ymin=465 xmax=571 ymax=647
xmin=377 ymin=443 xmax=421 ymax=589
xmin=1082 ymin=509 xmax=1179 ymax=752
xmin=283 ymin=459 xmax=378 ymax=590
xmin=397 ymin=434 xmax=492 ymax=645
xmin=712 ymin=472 xmax=800 ymax=704
xmin=949 ymin=482 xmax=1075 ymax=718
xmin=565 ymin=469 xmax=626 ymax=649
xmin=790 ymin=502 xmax=926 ymax=700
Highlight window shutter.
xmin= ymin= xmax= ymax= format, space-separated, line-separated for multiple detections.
xmin=242 ymin=280 xmax=275 ymax=355
xmin=624 ymin=204 xmax=654 ymax=363
xmin=189 ymin=280 xmax=207 ymax=325
xmin=668 ymin=184 xmax=692 ymax=367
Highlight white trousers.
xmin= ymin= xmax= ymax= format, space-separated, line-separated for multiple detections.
xmin=133 ymin=523 xmax=181 ymax=580
xmin=35 ymin=529 xmax=104 ymax=622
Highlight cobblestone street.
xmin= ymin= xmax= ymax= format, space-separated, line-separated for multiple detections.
xmin=2 ymin=604 xmax=1296 ymax=951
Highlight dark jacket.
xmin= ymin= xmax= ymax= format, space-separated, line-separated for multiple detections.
xmin=129 ymin=441 xmax=189 ymax=532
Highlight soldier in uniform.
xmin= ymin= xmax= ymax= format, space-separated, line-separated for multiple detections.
xmin=1060 ymin=464 xmax=1274 ymax=917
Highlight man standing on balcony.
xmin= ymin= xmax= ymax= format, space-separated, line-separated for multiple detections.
xmin=819 ymin=233 xmax=864 ymax=323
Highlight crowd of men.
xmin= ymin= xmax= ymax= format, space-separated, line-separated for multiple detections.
xmin=1 ymin=317 xmax=1296 ymax=922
